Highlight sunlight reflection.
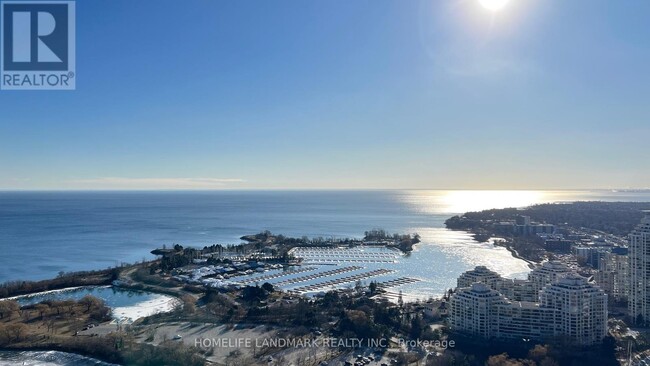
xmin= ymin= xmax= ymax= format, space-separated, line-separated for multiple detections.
xmin=440 ymin=190 xmax=545 ymax=213
xmin=400 ymin=190 xmax=549 ymax=214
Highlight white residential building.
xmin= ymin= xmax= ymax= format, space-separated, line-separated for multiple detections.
xmin=528 ymin=260 xmax=571 ymax=300
xmin=456 ymin=261 xmax=570 ymax=302
xmin=450 ymin=267 xmax=607 ymax=345
xmin=494 ymin=301 xmax=557 ymax=341
xmin=538 ymin=274 xmax=607 ymax=346
xmin=628 ymin=211 xmax=650 ymax=325
xmin=448 ymin=283 xmax=508 ymax=338
xmin=457 ymin=266 xmax=503 ymax=290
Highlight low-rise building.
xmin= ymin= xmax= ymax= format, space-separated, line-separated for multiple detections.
xmin=494 ymin=301 xmax=557 ymax=341
xmin=575 ymin=246 xmax=610 ymax=268
xmin=493 ymin=216 xmax=556 ymax=237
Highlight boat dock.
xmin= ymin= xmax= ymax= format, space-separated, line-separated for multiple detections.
xmin=291 ymin=268 xmax=395 ymax=293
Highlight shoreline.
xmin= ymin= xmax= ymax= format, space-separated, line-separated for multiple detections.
xmin=489 ymin=239 xmax=537 ymax=268
xmin=2 ymin=285 xmax=109 ymax=301
xmin=0 ymin=267 xmax=119 ymax=300
xmin=0 ymin=347 xmax=121 ymax=366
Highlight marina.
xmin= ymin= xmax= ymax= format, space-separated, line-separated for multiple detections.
xmin=289 ymin=247 xmax=401 ymax=263
xmin=290 ymin=268 xmax=395 ymax=294
xmin=235 ymin=266 xmax=317 ymax=284
xmin=216 ymin=240 xmax=532 ymax=300
xmin=272 ymin=266 xmax=364 ymax=287
xmin=375 ymin=277 xmax=421 ymax=289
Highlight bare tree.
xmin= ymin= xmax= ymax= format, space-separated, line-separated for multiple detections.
xmin=0 ymin=300 xmax=19 ymax=320
xmin=35 ymin=303 xmax=50 ymax=319
xmin=6 ymin=323 xmax=27 ymax=342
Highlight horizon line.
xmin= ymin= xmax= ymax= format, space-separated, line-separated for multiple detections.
xmin=1 ymin=188 xmax=650 ymax=193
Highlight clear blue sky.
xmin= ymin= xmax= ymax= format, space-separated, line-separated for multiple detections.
xmin=1 ymin=0 xmax=649 ymax=190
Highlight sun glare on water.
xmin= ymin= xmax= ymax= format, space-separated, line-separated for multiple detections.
xmin=478 ymin=0 xmax=510 ymax=11
xmin=440 ymin=190 xmax=544 ymax=213
xmin=398 ymin=190 xmax=549 ymax=215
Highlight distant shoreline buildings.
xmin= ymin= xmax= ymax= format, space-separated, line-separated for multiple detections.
xmin=450 ymin=211 xmax=650 ymax=345
xmin=494 ymin=215 xmax=556 ymax=237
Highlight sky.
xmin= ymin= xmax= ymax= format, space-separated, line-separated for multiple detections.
xmin=0 ymin=0 xmax=649 ymax=190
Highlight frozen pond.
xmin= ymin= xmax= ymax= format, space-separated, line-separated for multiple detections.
xmin=0 ymin=350 xmax=118 ymax=366
xmin=10 ymin=286 xmax=178 ymax=324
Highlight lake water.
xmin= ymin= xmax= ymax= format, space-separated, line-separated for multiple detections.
xmin=232 ymin=235 xmax=532 ymax=301
xmin=1 ymin=190 xmax=649 ymax=286
xmin=1 ymin=190 xmax=650 ymax=365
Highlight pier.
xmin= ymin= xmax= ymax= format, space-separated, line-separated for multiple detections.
xmin=375 ymin=277 xmax=421 ymax=289
xmin=289 ymin=247 xmax=401 ymax=263
xmin=273 ymin=266 xmax=363 ymax=287
xmin=291 ymin=268 xmax=395 ymax=293
xmin=236 ymin=267 xmax=317 ymax=285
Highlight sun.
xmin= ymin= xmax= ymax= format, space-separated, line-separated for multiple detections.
xmin=478 ymin=0 xmax=510 ymax=11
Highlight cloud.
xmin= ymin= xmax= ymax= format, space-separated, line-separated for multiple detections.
xmin=67 ymin=177 xmax=245 ymax=190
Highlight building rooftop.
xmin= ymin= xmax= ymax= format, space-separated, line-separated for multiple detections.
xmin=470 ymin=283 xmax=491 ymax=293
xmin=511 ymin=301 xmax=541 ymax=309
xmin=532 ymin=260 xmax=570 ymax=274
xmin=557 ymin=274 xmax=587 ymax=284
